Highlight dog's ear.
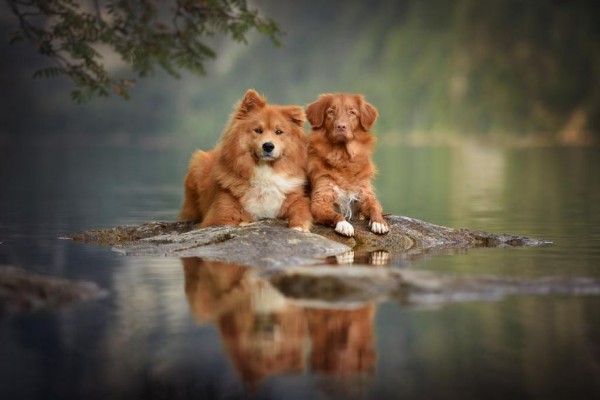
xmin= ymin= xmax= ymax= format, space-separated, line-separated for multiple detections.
xmin=282 ymin=105 xmax=306 ymax=127
xmin=356 ymin=95 xmax=378 ymax=131
xmin=235 ymin=89 xmax=267 ymax=118
xmin=306 ymin=94 xmax=333 ymax=129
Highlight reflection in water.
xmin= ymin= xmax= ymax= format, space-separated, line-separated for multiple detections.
xmin=183 ymin=258 xmax=306 ymax=388
xmin=326 ymin=248 xmax=474 ymax=270
xmin=451 ymin=143 xmax=506 ymax=220
xmin=328 ymin=250 xmax=391 ymax=266
xmin=306 ymin=307 xmax=375 ymax=375
xmin=1 ymin=146 xmax=599 ymax=399
xmin=182 ymin=258 xmax=377 ymax=389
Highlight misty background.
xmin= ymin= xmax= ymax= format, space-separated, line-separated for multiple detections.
xmin=1 ymin=3 xmax=600 ymax=399
xmin=2 ymin=0 xmax=598 ymax=148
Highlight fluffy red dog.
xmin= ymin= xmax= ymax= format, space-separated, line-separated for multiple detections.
xmin=306 ymin=93 xmax=388 ymax=237
xmin=180 ymin=89 xmax=312 ymax=231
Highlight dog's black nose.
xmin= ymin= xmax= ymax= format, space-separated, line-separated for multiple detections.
xmin=262 ymin=142 xmax=275 ymax=152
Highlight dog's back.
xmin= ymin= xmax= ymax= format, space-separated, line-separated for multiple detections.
xmin=180 ymin=149 xmax=219 ymax=222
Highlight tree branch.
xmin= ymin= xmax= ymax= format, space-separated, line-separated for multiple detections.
xmin=7 ymin=0 xmax=283 ymax=102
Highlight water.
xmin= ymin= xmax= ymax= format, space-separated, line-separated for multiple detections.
xmin=1 ymin=143 xmax=599 ymax=400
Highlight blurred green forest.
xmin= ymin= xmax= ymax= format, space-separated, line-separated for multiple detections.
xmin=1 ymin=0 xmax=598 ymax=147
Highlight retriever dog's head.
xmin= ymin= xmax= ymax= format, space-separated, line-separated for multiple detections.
xmin=306 ymin=93 xmax=378 ymax=143
xmin=224 ymin=89 xmax=306 ymax=163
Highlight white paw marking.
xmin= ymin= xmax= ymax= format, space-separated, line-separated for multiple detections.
xmin=371 ymin=221 xmax=389 ymax=234
xmin=335 ymin=220 xmax=354 ymax=237
xmin=239 ymin=221 xmax=257 ymax=227
xmin=291 ymin=226 xmax=309 ymax=233
xmin=370 ymin=250 xmax=390 ymax=266
xmin=335 ymin=250 xmax=355 ymax=264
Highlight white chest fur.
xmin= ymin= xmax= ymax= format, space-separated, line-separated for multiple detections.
xmin=241 ymin=164 xmax=305 ymax=220
xmin=334 ymin=186 xmax=360 ymax=220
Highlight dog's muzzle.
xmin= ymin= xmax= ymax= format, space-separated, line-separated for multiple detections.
xmin=261 ymin=141 xmax=276 ymax=159
xmin=262 ymin=142 xmax=275 ymax=152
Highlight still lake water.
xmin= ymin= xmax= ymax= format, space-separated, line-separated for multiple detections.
xmin=0 ymin=142 xmax=599 ymax=400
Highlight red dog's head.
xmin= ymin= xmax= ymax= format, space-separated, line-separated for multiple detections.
xmin=306 ymin=93 xmax=378 ymax=143
xmin=226 ymin=89 xmax=306 ymax=163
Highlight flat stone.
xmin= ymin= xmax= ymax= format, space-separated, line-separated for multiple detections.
xmin=0 ymin=266 xmax=107 ymax=313
xmin=69 ymin=221 xmax=196 ymax=245
xmin=70 ymin=216 xmax=550 ymax=268
xmin=66 ymin=218 xmax=600 ymax=308
xmin=112 ymin=222 xmax=351 ymax=268
xmin=268 ymin=265 xmax=600 ymax=308
xmin=310 ymin=215 xmax=550 ymax=252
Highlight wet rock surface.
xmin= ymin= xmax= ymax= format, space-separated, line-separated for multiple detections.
xmin=267 ymin=265 xmax=600 ymax=308
xmin=311 ymin=215 xmax=550 ymax=251
xmin=70 ymin=221 xmax=196 ymax=246
xmin=66 ymin=215 xmax=600 ymax=307
xmin=71 ymin=215 xmax=551 ymax=260
xmin=111 ymin=223 xmax=350 ymax=268
xmin=0 ymin=266 xmax=107 ymax=313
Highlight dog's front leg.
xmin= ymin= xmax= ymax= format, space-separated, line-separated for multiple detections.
xmin=360 ymin=191 xmax=389 ymax=234
xmin=200 ymin=191 xmax=252 ymax=227
xmin=311 ymin=185 xmax=354 ymax=237
xmin=279 ymin=191 xmax=312 ymax=232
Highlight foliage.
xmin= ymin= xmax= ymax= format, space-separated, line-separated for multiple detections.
xmin=2 ymin=0 xmax=598 ymax=142
xmin=7 ymin=0 xmax=282 ymax=102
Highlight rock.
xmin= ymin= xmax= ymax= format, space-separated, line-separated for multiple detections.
xmin=112 ymin=223 xmax=350 ymax=268
xmin=268 ymin=265 xmax=399 ymax=307
xmin=70 ymin=216 xmax=550 ymax=268
xmin=310 ymin=215 xmax=550 ymax=252
xmin=0 ymin=266 xmax=107 ymax=313
xmin=70 ymin=221 xmax=196 ymax=246
xmin=66 ymin=217 xmax=600 ymax=308
xmin=268 ymin=265 xmax=600 ymax=308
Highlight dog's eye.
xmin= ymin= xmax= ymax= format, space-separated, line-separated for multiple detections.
xmin=349 ymin=110 xmax=357 ymax=116
xmin=254 ymin=128 xmax=263 ymax=134
xmin=275 ymin=129 xmax=283 ymax=135
xmin=327 ymin=109 xmax=335 ymax=115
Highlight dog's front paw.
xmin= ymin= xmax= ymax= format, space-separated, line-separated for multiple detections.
xmin=370 ymin=221 xmax=389 ymax=234
xmin=291 ymin=225 xmax=310 ymax=233
xmin=290 ymin=220 xmax=311 ymax=232
xmin=238 ymin=221 xmax=258 ymax=227
xmin=335 ymin=220 xmax=354 ymax=237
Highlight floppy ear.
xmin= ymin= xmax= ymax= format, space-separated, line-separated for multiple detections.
xmin=306 ymin=94 xmax=333 ymax=129
xmin=282 ymin=105 xmax=306 ymax=127
xmin=234 ymin=89 xmax=267 ymax=118
xmin=356 ymin=95 xmax=378 ymax=130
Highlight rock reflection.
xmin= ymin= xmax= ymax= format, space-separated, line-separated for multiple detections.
xmin=182 ymin=257 xmax=377 ymax=388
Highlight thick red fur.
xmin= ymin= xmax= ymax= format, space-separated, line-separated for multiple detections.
xmin=180 ymin=89 xmax=312 ymax=231
xmin=306 ymin=93 xmax=388 ymax=236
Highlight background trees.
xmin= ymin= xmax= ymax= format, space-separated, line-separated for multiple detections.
xmin=3 ymin=0 xmax=599 ymax=144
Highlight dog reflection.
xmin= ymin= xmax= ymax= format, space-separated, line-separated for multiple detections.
xmin=306 ymin=307 xmax=376 ymax=374
xmin=329 ymin=250 xmax=390 ymax=266
xmin=183 ymin=257 xmax=377 ymax=386
xmin=182 ymin=257 xmax=307 ymax=388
